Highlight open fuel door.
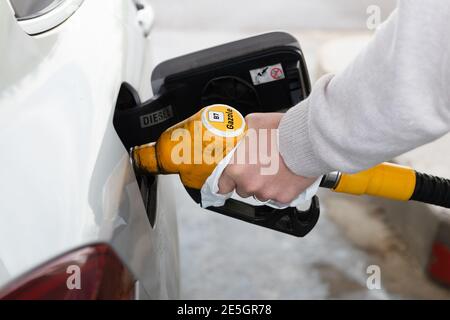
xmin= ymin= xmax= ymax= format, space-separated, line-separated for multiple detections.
xmin=115 ymin=32 xmax=310 ymax=149
xmin=114 ymin=32 xmax=319 ymax=237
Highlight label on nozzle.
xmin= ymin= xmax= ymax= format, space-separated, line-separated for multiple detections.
xmin=201 ymin=105 xmax=246 ymax=138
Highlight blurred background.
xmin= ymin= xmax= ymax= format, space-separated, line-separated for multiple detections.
xmin=149 ymin=0 xmax=450 ymax=299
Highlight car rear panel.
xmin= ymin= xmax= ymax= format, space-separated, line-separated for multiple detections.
xmin=0 ymin=0 xmax=179 ymax=299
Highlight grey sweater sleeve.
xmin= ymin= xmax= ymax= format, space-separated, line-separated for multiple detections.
xmin=279 ymin=0 xmax=450 ymax=177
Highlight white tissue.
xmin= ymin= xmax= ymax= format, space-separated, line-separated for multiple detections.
xmin=200 ymin=147 xmax=322 ymax=210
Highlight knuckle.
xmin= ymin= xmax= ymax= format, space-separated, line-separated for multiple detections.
xmin=258 ymin=189 xmax=275 ymax=202
xmin=242 ymin=180 xmax=260 ymax=194
xmin=236 ymin=189 xmax=249 ymax=198
xmin=244 ymin=113 xmax=256 ymax=122
xmin=245 ymin=113 xmax=263 ymax=127
xmin=275 ymin=192 xmax=296 ymax=204
xmin=218 ymin=176 xmax=234 ymax=194
xmin=227 ymin=164 xmax=242 ymax=177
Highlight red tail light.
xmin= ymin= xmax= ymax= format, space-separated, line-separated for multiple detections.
xmin=0 ymin=243 xmax=135 ymax=300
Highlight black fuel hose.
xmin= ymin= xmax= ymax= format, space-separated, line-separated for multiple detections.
xmin=410 ymin=172 xmax=450 ymax=208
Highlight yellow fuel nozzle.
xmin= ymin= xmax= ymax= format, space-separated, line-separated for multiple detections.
xmin=131 ymin=104 xmax=322 ymax=238
xmin=131 ymin=104 xmax=246 ymax=190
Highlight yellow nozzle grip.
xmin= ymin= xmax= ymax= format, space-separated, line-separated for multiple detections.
xmin=333 ymin=163 xmax=416 ymax=201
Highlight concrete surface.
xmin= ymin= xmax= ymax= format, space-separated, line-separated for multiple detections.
xmin=170 ymin=177 xmax=391 ymax=299
xmin=387 ymin=136 xmax=450 ymax=269
xmin=321 ymin=193 xmax=450 ymax=299
xmin=149 ymin=0 xmax=450 ymax=299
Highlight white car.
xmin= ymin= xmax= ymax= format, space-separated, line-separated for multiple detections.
xmin=0 ymin=0 xmax=314 ymax=300
xmin=0 ymin=0 xmax=180 ymax=299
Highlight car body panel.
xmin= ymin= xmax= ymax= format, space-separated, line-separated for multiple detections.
xmin=0 ymin=0 xmax=179 ymax=299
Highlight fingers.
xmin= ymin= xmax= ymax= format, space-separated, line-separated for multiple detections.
xmin=232 ymin=170 xmax=261 ymax=199
xmin=235 ymin=185 xmax=252 ymax=199
xmin=254 ymin=187 xmax=297 ymax=204
xmin=218 ymin=172 xmax=236 ymax=194
xmin=216 ymin=113 xmax=316 ymax=204
xmin=272 ymin=189 xmax=301 ymax=205
xmin=274 ymin=177 xmax=318 ymax=204
xmin=220 ymin=165 xmax=263 ymax=198
xmin=219 ymin=171 xmax=314 ymax=203
xmin=219 ymin=176 xmax=254 ymax=199
xmin=253 ymin=176 xmax=317 ymax=204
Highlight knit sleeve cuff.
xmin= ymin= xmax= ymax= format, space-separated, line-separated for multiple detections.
xmin=278 ymin=99 xmax=333 ymax=177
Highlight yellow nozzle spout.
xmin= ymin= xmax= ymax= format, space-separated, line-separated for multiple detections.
xmin=333 ymin=162 xmax=416 ymax=201
xmin=132 ymin=142 xmax=160 ymax=174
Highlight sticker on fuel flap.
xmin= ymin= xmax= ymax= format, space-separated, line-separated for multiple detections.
xmin=249 ymin=63 xmax=285 ymax=85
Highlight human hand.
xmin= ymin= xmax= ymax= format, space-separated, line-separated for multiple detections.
xmin=218 ymin=113 xmax=318 ymax=204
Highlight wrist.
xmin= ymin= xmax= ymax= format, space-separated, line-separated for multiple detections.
xmin=278 ymin=100 xmax=333 ymax=177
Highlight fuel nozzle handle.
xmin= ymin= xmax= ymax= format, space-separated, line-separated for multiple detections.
xmin=321 ymin=162 xmax=450 ymax=209
xmin=131 ymin=104 xmax=322 ymax=237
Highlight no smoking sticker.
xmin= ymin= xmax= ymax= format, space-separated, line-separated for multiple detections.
xmin=249 ymin=63 xmax=285 ymax=85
